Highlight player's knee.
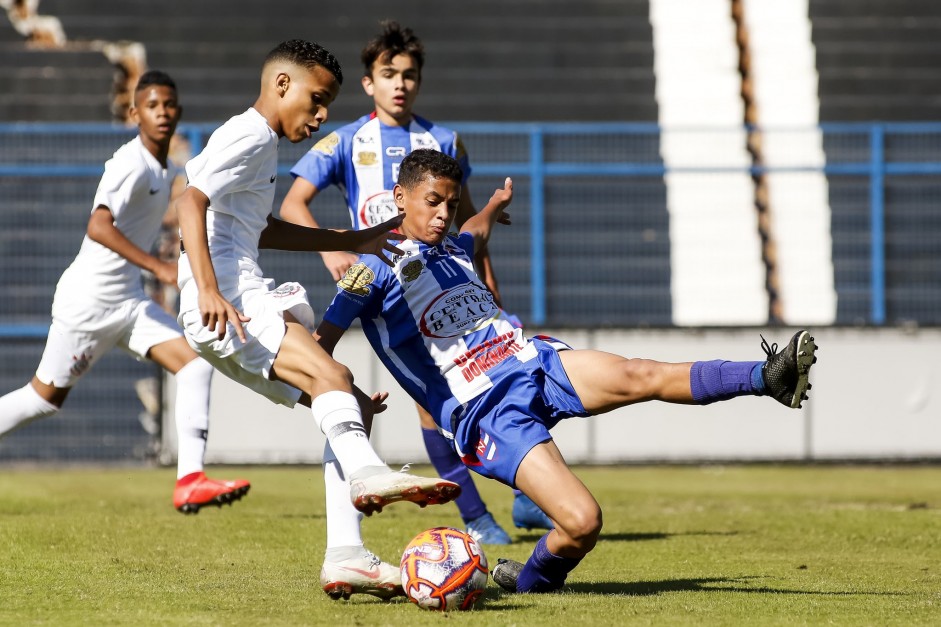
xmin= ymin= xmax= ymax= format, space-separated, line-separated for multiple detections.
xmin=315 ymin=360 xmax=354 ymax=391
xmin=558 ymin=504 xmax=603 ymax=551
xmin=620 ymin=358 xmax=661 ymax=399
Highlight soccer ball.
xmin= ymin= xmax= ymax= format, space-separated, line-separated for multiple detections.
xmin=400 ymin=526 xmax=489 ymax=611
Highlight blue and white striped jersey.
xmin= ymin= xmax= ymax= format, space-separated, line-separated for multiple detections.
xmin=289 ymin=112 xmax=471 ymax=230
xmin=322 ymin=232 xmax=533 ymax=435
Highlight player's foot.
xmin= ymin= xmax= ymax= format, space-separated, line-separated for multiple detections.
xmin=512 ymin=493 xmax=554 ymax=530
xmin=350 ymin=469 xmax=461 ymax=516
xmin=761 ymin=330 xmax=818 ymax=409
xmin=492 ymin=558 xmax=524 ymax=592
xmin=466 ymin=512 xmax=512 ymax=545
xmin=320 ymin=551 xmax=404 ymax=600
xmin=174 ymin=472 xmax=250 ymax=514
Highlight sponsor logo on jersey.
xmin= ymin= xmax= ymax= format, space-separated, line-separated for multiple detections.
xmin=313 ymin=132 xmax=340 ymax=156
xmin=356 ymin=151 xmax=378 ymax=166
xmin=401 ymin=259 xmax=424 ymax=283
xmin=453 ymin=331 xmax=522 ymax=382
xmin=413 ymin=135 xmax=436 ymax=150
xmin=419 ymin=282 xmax=498 ymax=338
xmin=148 ymin=188 xmax=160 ymax=195
xmin=359 ymin=190 xmax=398 ymax=227
xmin=338 ymin=263 xmax=375 ymax=296
xmin=385 ymin=146 xmax=406 ymax=157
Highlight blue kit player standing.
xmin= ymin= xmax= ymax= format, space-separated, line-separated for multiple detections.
xmin=281 ymin=20 xmax=550 ymax=547
xmin=315 ymin=149 xmax=819 ymax=594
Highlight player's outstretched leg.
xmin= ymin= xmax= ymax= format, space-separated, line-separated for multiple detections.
xmin=759 ymin=330 xmax=818 ymax=409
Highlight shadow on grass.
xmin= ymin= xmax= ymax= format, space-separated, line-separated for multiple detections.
xmin=557 ymin=576 xmax=907 ymax=597
xmin=515 ymin=530 xmax=740 ymax=543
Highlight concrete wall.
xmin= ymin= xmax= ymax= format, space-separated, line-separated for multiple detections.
xmin=162 ymin=327 xmax=941 ymax=465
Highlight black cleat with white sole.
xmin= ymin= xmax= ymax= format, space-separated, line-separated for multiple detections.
xmin=761 ymin=330 xmax=818 ymax=409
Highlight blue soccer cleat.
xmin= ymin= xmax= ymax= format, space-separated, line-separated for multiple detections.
xmin=512 ymin=493 xmax=554 ymax=530
xmin=466 ymin=511 xmax=512 ymax=545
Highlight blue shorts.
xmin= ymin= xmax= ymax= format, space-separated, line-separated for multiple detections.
xmin=452 ymin=336 xmax=588 ymax=487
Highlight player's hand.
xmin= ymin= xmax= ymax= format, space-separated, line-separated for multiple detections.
xmin=370 ymin=391 xmax=390 ymax=415
xmin=490 ymin=177 xmax=513 ymax=225
xmin=349 ymin=214 xmax=406 ymax=267
xmin=153 ymin=259 xmax=179 ymax=286
xmin=198 ymin=289 xmax=250 ymax=342
xmin=320 ymin=250 xmax=359 ymax=282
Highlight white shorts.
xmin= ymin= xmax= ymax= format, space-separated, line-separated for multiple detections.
xmin=36 ymin=297 xmax=182 ymax=388
xmin=179 ymin=281 xmax=316 ymax=407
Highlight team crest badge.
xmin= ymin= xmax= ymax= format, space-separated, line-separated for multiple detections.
xmin=313 ymin=132 xmax=339 ymax=156
xmin=356 ymin=151 xmax=378 ymax=166
xmin=338 ymin=263 xmax=375 ymax=296
xmin=401 ymin=259 xmax=424 ymax=283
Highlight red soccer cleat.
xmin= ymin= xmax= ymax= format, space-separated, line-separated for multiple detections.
xmin=174 ymin=471 xmax=250 ymax=514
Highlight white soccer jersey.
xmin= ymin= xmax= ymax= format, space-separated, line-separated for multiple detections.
xmin=178 ymin=108 xmax=281 ymax=304
xmin=54 ymin=136 xmax=178 ymax=308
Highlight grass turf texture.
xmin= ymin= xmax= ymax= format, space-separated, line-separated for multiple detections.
xmin=1 ymin=465 xmax=940 ymax=626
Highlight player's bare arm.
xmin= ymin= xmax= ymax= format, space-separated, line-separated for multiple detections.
xmin=176 ymin=186 xmax=249 ymax=341
xmin=455 ymin=187 xmax=504 ymax=306
xmin=460 ymin=177 xmax=513 ymax=253
xmin=280 ymin=176 xmax=359 ymax=280
xmin=86 ymin=205 xmax=178 ymax=285
xmin=258 ymin=214 xmax=405 ymax=266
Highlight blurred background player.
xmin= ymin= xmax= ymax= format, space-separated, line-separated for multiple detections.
xmin=315 ymin=149 xmax=819 ymax=595
xmin=0 ymin=70 xmax=249 ymax=514
xmin=280 ymin=20 xmax=552 ymax=545
xmin=173 ymin=40 xmax=459 ymax=601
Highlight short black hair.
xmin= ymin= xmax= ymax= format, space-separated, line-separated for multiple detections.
xmin=265 ymin=39 xmax=343 ymax=85
xmin=361 ymin=20 xmax=424 ymax=77
xmin=397 ymin=149 xmax=463 ymax=189
xmin=135 ymin=70 xmax=176 ymax=93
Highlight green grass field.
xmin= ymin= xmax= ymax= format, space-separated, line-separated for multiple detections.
xmin=2 ymin=465 xmax=940 ymax=626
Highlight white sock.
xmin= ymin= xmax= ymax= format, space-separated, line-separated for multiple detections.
xmin=310 ymin=391 xmax=386 ymax=478
xmin=323 ymin=441 xmax=365 ymax=553
xmin=174 ymin=358 xmax=213 ymax=479
xmin=0 ymin=382 xmax=59 ymax=437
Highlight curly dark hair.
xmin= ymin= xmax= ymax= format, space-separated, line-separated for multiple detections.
xmin=135 ymin=70 xmax=176 ymax=93
xmin=397 ymin=149 xmax=463 ymax=189
xmin=361 ymin=20 xmax=424 ymax=77
xmin=264 ymin=39 xmax=343 ymax=85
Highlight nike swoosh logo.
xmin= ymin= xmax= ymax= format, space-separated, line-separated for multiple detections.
xmin=270 ymin=175 xmax=276 ymax=183
xmin=336 ymin=566 xmax=381 ymax=579
xmin=149 ymin=188 xmax=160 ymax=195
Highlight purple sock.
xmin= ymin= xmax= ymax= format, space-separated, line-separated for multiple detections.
xmin=690 ymin=360 xmax=766 ymax=405
xmin=421 ymin=428 xmax=487 ymax=523
xmin=516 ymin=533 xmax=581 ymax=593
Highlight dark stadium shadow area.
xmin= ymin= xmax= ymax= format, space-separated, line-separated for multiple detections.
xmin=515 ymin=530 xmax=740 ymax=543
xmin=561 ymin=576 xmax=908 ymax=597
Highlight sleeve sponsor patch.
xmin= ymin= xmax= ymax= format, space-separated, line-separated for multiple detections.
xmin=338 ymin=263 xmax=375 ymax=296
xmin=313 ymin=132 xmax=340 ymax=156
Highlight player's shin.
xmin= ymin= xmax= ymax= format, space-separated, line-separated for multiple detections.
xmin=322 ymin=442 xmax=366 ymax=553
xmin=174 ymin=358 xmax=213 ymax=478
xmin=0 ymin=383 xmax=59 ymax=437
xmin=689 ymin=360 xmax=766 ymax=404
xmin=422 ymin=427 xmax=486 ymax=522
xmin=311 ymin=390 xmax=387 ymax=478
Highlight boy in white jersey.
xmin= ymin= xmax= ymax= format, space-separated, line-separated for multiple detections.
xmin=316 ymin=149 xmax=819 ymax=595
xmin=0 ymin=71 xmax=250 ymax=514
xmin=281 ymin=20 xmax=549 ymax=547
xmin=174 ymin=40 xmax=459 ymax=601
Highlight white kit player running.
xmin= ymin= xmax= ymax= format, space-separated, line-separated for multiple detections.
xmin=0 ymin=71 xmax=250 ymax=514
xmin=173 ymin=40 xmax=459 ymax=602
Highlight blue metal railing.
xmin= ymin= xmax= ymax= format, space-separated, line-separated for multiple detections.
xmin=4 ymin=121 xmax=941 ymax=334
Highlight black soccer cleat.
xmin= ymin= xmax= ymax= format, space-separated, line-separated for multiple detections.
xmin=492 ymin=558 xmax=524 ymax=593
xmin=760 ymin=330 xmax=818 ymax=409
